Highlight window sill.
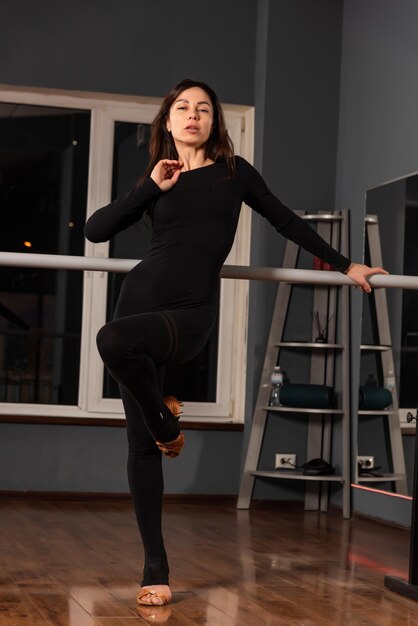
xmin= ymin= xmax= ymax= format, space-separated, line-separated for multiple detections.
xmin=0 ymin=414 xmax=244 ymax=431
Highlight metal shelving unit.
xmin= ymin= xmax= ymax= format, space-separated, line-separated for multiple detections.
xmin=237 ymin=211 xmax=351 ymax=518
xmin=251 ymin=470 xmax=344 ymax=481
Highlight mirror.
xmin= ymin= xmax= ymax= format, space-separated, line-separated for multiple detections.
xmin=358 ymin=175 xmax=418 ymax=495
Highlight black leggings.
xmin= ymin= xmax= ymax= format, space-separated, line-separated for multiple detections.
xmin=96 ymin=308 xmax=214 ymax=586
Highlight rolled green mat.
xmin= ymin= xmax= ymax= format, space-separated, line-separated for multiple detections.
xmin=359 ymin=386 xmax=392 ymax=410
xmin=279 ymin=384 xmax=333 ymax=408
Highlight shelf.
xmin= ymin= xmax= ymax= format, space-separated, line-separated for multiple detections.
xmin=361 ymin=344 xmax=391 ymax=351
xmin=358 ymin=409 xmax=398 ymax=415
xmin=237 ymin=211 xmax=352 ymax=515
xmin=357 ymin=473 xmax=407 ymax=483
xmin=264 ymin=405 xmax=344 ymax=415
xmin=251 ymin=470 xmax=344 ymax=482
xmin=275 ymin=342 xmax=344 ymax=349
xmin=301 ymin=214 xmax=343 ymax=222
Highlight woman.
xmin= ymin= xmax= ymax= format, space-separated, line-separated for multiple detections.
xmin=84 ymin=78 xmax=386 ymax=607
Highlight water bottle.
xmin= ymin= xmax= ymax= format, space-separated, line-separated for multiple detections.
xmin=384 ymin=369 xmax=396 ymax=407
xmin=364 ymin=373 xmax=378 ymax=387
xmin=270 ymin=366 xmax=283 ymax=406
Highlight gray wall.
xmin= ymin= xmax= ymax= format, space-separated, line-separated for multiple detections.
xmin=0 ymin=423 xmax=242 ymax=494
xmin=0 ymin=0 xmax=256 ymax=104
xmin=0 ymin=0 xmax=257 ymax=495
xmin=336 ymin=0 xmax=418 ymax=524
xmin=2 ymin=0 xmax=413 ymax=528
xmin=247 ymin=0 xmax=345 ymax=501
xmin=0 ymin=0 xmax=347 ymax=502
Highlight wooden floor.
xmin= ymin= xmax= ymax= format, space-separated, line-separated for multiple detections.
xmin=0 ymin=496 xmax=417 ymax=625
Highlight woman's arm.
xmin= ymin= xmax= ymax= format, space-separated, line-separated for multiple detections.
xmin=238 ymin=157 xmax=351 ymax=272
xmin=238 ymin=158 xmax=388 ymax=289
xmin=83 ymin=177 xmax=163 ymax=243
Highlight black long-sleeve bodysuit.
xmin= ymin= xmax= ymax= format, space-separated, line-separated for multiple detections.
xmin=84 ymin=156 xmax=351 ymax=587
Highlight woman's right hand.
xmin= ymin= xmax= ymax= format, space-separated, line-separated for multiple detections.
xmin=151 ymin=160 xmax=183 ymax=191
xmin=344 ymin=262 xmax=389 ymax=293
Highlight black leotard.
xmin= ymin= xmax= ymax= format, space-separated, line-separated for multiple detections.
xmin=84 ymin=156 xmax=351 ymax=588
xmin=84 ymin=155 xmax=350 ymax=315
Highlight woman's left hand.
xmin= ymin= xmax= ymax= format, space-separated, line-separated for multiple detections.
xmin=344 ymin=262 xmax=389 ymax=293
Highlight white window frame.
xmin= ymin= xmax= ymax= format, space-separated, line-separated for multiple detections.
xmin=0 ymin=84 xmax=254 ymax=423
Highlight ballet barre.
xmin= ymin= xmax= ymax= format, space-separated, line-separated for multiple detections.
xmin=1 ymin=251 xmax=418 ymax=289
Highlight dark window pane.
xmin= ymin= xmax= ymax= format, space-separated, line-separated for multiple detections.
xmin=0 ymin=103 xmax=90 ymax=403
xmin=103 ymin=121 xmax=218 ymax=403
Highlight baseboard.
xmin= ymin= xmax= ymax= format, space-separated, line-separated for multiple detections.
xmin=0 ymin=491 xmax=409 ymax=530
xmin=351 ymin=509 xmax=411 ymax=531
xmin=0 ymin=491 xmax=306 ymax=510
xmin=0 ymin=490 xmax=237 ymax=503
xmin=0 ymin=490 xmax=132 ymax=501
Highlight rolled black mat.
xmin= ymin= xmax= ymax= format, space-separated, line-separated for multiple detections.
xmin=359 ymin=386 xmax=392 ymax=410
xmin=279 ymin=383 xmax=333 ymax=408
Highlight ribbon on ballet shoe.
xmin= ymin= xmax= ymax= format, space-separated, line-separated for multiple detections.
xmin=156 ymin=432 xmax=185 ymax=458
xmin=162 ymin=396 xmax=183 ymax=419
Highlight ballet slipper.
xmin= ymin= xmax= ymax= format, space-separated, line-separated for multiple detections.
xmin=162 ymin=395 xmax=183 ymax=419
xmin=137 ymin=586 xmax=171 ymax=606
xmin=156 ymin=432 xmax=185 ymax=458
xmin=156 ymin=396 xmax=184 ymax=458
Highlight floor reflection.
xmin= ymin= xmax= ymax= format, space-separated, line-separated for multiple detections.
xmin=136 ymin=604 xmax=172 ymax=623
xmin=0 ymin=498 xmax=414 ymax=625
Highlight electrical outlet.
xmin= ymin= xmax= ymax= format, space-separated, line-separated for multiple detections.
xmin=357 ymin=455 xmax=375 ymax=469
xmin=275 ymin=453 xmax=297 ymax=469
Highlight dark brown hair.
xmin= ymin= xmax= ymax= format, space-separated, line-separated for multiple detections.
xmin=141 ymin=78 xmax=235 ymax=182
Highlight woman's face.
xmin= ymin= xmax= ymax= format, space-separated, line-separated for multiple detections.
xmin=166 ymin=87 xmax=214 ymax=149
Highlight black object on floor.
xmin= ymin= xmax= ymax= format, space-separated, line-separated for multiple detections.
xmin=301 ymin=458 xmax=335 ymax=476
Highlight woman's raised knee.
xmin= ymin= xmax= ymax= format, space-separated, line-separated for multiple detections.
xmin=96 ymin=321 xmax=123 ymax=366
